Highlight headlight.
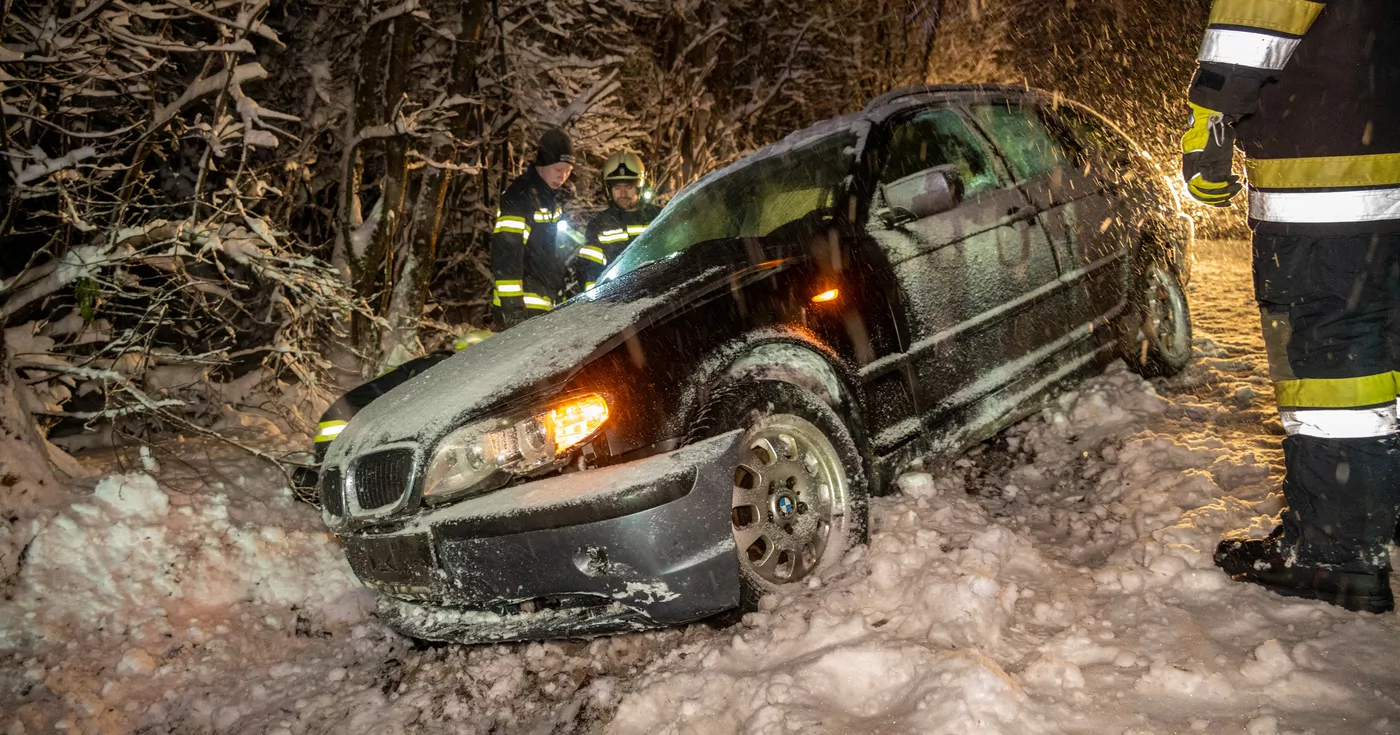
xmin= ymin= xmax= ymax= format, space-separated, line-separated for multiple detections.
xmin=421 ymin=394 xmax=609 ymax=503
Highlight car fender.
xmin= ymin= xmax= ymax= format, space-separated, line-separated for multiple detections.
xmin=679 ymin=327 xmax=863 ymax=434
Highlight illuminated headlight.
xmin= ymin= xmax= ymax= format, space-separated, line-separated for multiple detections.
xmin=556 ymin=220 xmax=569 ymax=233
xmin=422 ymin=394 xmax=609 ymax=503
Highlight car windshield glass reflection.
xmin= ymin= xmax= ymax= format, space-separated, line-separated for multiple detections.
xmin=602 ymin=133 xmax=856 ymax=281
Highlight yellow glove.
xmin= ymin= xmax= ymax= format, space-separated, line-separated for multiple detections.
xmin=1181 ymin=103 xmax=1242 ymax=207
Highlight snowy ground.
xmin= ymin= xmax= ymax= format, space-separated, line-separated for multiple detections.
xmin=4 ymin=240 xmax=1399 ymax=735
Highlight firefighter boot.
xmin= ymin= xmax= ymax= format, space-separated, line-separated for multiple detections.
xmin=1214 ymin=529 xmax=1394 ymax=614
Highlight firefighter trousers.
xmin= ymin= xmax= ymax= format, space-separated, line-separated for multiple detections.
xmin=1254 ymin=231 xmax=1400 ymax=571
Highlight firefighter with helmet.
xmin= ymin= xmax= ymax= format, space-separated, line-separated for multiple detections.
xmin=491 ymin=128 xmax=575 ymax=330
xmin=1181 ymin=0 xmax=1400 ymax=613
xmin=576 ymin=152 xmax=662 ymax=291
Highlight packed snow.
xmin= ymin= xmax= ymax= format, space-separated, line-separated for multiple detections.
xmin=3 ymin=241 xmax=1399 ymax=734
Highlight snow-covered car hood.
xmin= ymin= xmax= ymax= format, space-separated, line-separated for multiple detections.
xmin=323 ymin=262 xmax=746 ymax=466
xmin=324 ymin=295 xmax=665 ymax=465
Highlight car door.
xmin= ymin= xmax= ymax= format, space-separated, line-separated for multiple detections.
xmin=967 ymin=98 xmax=1130 ymax=345
xmin=863 ymin=104 xmax=1063 ymax=451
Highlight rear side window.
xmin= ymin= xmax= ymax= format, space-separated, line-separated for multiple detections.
xmin=879 ymin=108 xmax=1002 ymax=197
xmin=969 ymin=103 xmax=1071 ymax=181
xmin=1050 ymin=106 xmax=1135 ymax=170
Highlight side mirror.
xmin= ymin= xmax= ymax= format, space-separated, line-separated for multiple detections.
xmin=881 ymin=165 xmax=965 ymax=226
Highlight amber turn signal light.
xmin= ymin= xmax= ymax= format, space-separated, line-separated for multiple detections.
xmin=547 ymin=394 xmax=610 ymax=453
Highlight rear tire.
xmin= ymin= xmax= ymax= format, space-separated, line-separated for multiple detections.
xmin=689 ymin=380 xmax=869 ymax=614
xmin=1120 ymin=262 xmax=1192 ymax=378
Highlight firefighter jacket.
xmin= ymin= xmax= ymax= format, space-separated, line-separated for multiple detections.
xmin=491 ymin=168 xmax=568 ymax=329
xmin=1188 ymin=0 xmax=1400 ymax=234
xmin=577 ymin=202 xmax=662 ymax=290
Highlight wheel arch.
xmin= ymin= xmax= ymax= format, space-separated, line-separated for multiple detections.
xmin=677 ymin=326 xmax=881 ymax=491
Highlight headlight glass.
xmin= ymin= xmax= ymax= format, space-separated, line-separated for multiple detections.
xmin=422 ymin=394 xmax=609 ymax=503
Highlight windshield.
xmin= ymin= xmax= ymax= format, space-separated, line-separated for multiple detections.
xmin=602 ymin=132 xmax=857 ymax=280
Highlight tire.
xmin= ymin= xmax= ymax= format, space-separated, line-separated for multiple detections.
xmin=1120 ymin=261 xmax=1192 ymax=378
xmin=689 ymin=380 xmax=870 ymax=613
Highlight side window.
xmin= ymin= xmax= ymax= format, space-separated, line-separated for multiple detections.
xmin=969 ymin=103 xmax=1071 ymax=181
xmin=1050 ymin=107 xmax=1135 ymax=170
xmin=879 ymin=108 xmax=1002 ymax=197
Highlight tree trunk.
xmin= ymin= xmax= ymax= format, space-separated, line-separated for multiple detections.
xmin=380 ymin=1 xmax=489 ymax=364
xmin=0 ymin=330 xmax=64 ymax=586
xmin=342 ymin=4 xmax=415 ymax=352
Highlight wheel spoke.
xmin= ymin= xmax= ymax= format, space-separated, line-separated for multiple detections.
xmin=753 ymin=537 xmax=783 ymax=575
xmin=732 ymin=464 xmax=767 ymax=507
xmin=732 ymin=523 xmax=765 ymax=552
xmin=787 ymin=544 xmax=808 ymax=581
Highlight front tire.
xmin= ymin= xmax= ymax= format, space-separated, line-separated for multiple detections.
xmin=1120 ymin=262 xmax=1192 ymax=378
xmin=689 ymin=380 xmax=869 ymax=613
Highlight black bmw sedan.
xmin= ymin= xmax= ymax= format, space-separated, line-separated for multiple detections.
xmin=319 ymin=84 xmax=1194 ymax=643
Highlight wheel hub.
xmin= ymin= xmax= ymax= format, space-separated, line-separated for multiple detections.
xmin=774 ymin=493 xmax=796 ymax=519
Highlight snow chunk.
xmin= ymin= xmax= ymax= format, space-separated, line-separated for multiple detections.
xmin=116 ymin=647 xmax=158 ymax=676
xmin=94 ymin=472 xmax=169 ymax=519
xmin=1239 ymin=639 xmax=1295 ymax=686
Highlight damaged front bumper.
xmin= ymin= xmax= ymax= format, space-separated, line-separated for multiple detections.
xmin=340 ymin=431 xmax=743 ymax=643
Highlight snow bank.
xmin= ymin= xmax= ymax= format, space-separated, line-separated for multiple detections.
xmin=611 ymin=359 xmax=1400 ymax=733
xmin=2 ymin=472 xmax=367 ymax=647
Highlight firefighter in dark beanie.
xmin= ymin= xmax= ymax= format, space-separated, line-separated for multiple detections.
xmin=1182 ymin=0 xmax=1400 ymax=613
xmin=576 ymin=152 xmax=662 ymax=291
xmin=491 ymin=128 xmax=575 ymax=330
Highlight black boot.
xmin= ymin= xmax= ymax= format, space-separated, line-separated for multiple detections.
xmin=1214 ymin=531 xmax=1394 ymax=614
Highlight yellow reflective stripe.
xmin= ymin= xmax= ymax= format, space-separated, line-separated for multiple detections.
xmin=1246 ymin=153 xmax=1400 ymax=190
xmin=1208 ymin=0 xmax=1324 ymax=36
xmin=626 ymin=224 xmax=648 ymax=235
xmin=1181 ymin=103 xmax=1218 ymax=155
xmin=494 ymin=280 xmax=523 ymax=293
xmin=1275 ymin=373 xmax=1400 ymax=409
xmin=522 ymin=293 xmax=553 ymax=310
xmin=584 ymin=281 xmax=596 ymax=290
xmin=532 ymin=208 xmax=561 ymax=223
xmin=315 ymin=420 xmax=348 ymax=443
xmin=578 ymin=246 xmax=607 ymax=264
xmin=1188 ymin=175 xmax=1236 ymax=205
xmin=493 ymin=215 xmax=527 ymax=234
xmin=492 ymin=295 xmax=501 ymax=306
xmin=597 ymin=230 xmax=629 ymax=244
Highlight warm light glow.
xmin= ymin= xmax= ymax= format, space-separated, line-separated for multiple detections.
xmin=547 ymin=394 xmax=610 ymax=453
xmin=811 ymin=288 xmax=840 ymax=303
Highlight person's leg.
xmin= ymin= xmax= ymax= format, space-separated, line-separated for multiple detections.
xmin=1217 ymin=232 xmax=1400 ymax=611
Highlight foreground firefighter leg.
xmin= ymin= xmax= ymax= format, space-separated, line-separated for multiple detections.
xmin=1217 ymin=233 xmax=1400 ymax=612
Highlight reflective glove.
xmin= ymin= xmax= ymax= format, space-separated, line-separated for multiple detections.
xmin=1180 ymin=102 xmax=1242 ymax=207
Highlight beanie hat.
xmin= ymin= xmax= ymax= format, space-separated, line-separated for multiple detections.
xmin=535 ymin=128 xmax=575 ymax=166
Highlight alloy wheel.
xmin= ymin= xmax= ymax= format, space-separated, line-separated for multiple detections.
xmin=1141 ymin=264 xmax=1191 ymax=365
xmin=730 ymin=413 xmax=850 ymax=586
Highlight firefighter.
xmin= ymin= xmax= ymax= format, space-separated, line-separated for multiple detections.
xmin=576 ymin=152 xmax=662 ymax=291
xmin=491 ymin=128 xmax=575 ymax=330
xmin=1182 ymin=0 xmax=1400 ymax=613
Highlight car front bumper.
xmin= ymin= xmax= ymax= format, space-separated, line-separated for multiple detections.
xmin=339 ymin=431 xmax=743 ymax=643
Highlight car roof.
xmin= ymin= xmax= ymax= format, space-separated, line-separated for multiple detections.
xmin=665 ymin=84 xmax=1069 ymax=208
xmin=862 ymin=83 xmax=1043 ymax=118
